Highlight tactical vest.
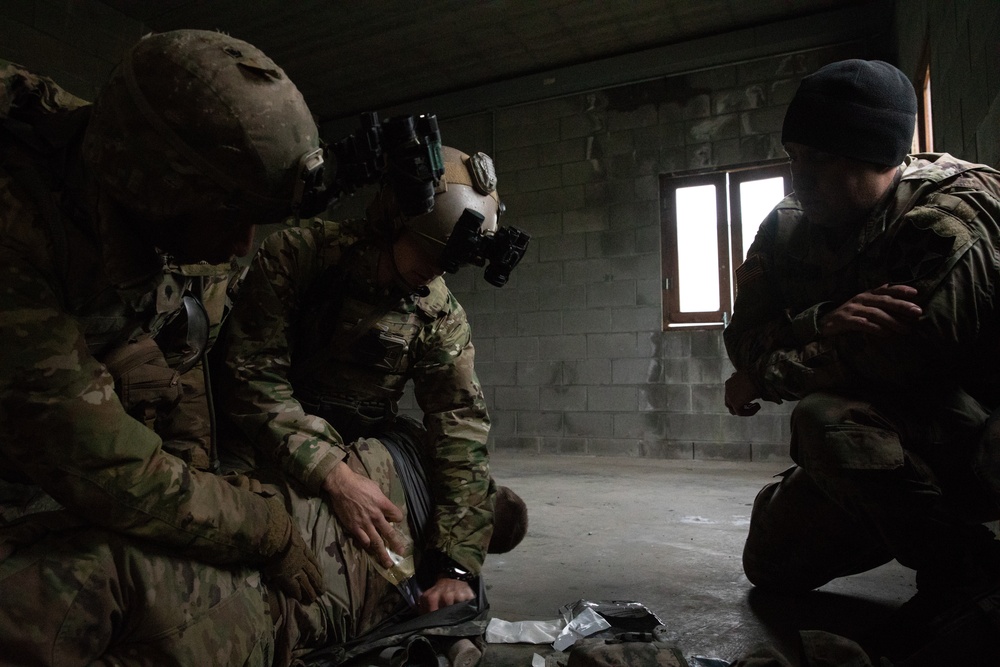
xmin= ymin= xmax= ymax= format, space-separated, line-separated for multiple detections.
xmin=0 ymin=62 xmax=236 ymax=472
xmin=291 ymin=236 xmax=449 ymax=443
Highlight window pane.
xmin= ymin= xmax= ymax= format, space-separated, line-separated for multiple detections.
xmin=739 ymin=177 xmax=785 ymax=261
xmin=675 ymin=184 xmax=720 ymax=312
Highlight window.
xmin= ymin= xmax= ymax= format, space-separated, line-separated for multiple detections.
xmin=660 ymin=163 xmax=791 ymax=328
xmin=915 ymin=58 xmax=934 ymax=152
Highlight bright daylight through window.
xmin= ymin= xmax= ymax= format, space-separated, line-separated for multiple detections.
xmin=660 ymin=164 xmax=791 ymax=328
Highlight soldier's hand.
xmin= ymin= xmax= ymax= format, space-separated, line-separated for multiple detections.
xmin=418 ymin=578 xmax=475 ymax=614
xmin=322 ymin=461 xmax=405 ymax=569
xmin=725 ymin=371 xmax=761 ymax=416
xmin=260 ymin=494 xmax=325 ymax=604
xmin=820 ymin=284 xmax=922 ymax=338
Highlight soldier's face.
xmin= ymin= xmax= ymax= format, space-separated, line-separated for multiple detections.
xmin=388 ymin=230 xmax=444 ymax=288
xmin=142 ymin=211 xmax=257 ymax=264
xmin=785 ymin=142 xmax=897 ymax=229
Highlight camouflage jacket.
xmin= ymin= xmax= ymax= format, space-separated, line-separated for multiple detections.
xmin=0 ymin=63 xmax=280 ymax=566
xmin=221 ymin=219 xmax=495 ymax=572
xmin=725 ymin=153 xmax=1000 ymax=407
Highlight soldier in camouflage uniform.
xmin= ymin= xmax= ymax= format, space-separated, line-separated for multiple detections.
xmin=220 ymin=145 xmax=516 ymax=625
xmin=723 ymin=59 xmax=1000 ymax=663
xmin=0 ymin=30 xmax=328 ymax=665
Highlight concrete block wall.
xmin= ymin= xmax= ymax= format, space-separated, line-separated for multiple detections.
xmin=894 ymin=0 xmax=1000 ymax=166
xmin=413 ymin=44 xmax=875 ymax=461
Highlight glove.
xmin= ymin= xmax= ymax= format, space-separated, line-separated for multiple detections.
xmin=258 ymin=490 xmax=325 ymax=605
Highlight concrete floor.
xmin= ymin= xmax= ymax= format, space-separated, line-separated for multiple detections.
xmin=480 ymin=455 xmax=917 ymax=666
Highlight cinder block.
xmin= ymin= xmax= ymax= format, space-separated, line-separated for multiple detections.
xmin=472 ymin=337 xmax=494 ymax=363
xmin=497 ymin=144 xmax=541 ymax=172
xmin=613 ymin=411 xmax=667 ymax=439
xmin=562 ymin=309 xmax=612 ymax=334
xmin=476 ymin=361 xmax=518 ymax=387
xmin=517 ymin=164 xmax=564 ymax=192
xmin=686 ymin=143 xmax=714 ymax=170
xmin=538 ymin=334 xmax=588 ymax=360
xmin=587 ymin=332 xmax=638 ymax=358
xmin=607 ymin=104 xmax=658 ymax=132
xmin=639 ymin=440 xmax=693 ymax=459
xmin=538 ymin=233 xmax=586 ymax=262
xmin=688 ymin=114 xmax=740 ymax=143
xmin=694 ymin=441 xmax=751 ymax=461
xmin=539 ymin=385 xmax=587 ymax=411
xmin=635 ymin=278 xmax=663 ymax=310
xmin=495 ymin=336 xmax=540 ymax=362
xmin=587 ymin=386 xmax=638 ymax=412
xmin=586 ymin=280 xmax=636 ymax=309
xmin=565 ymin=208 xmax=609 ymax=234
xmin=609 ymin=307 xmax=660 ymax=333
xmin=492 ymin=436 xmax=540 ymax=453
xmin=561 ymin=113 xmax=603 ymax=140
xmin=495 ymin=288 xmax=536 ymax=314
xmin=564 ymin=257 xmax=612 ymax=285
xmin=640 ymin=383 xmax=692 ymax=412
xmin=516 ymin=310 xmax=555 ymax=337
xmin=495 ymin=118 xmax=562 ymax=151
xmin=542 ymin=436 xmax=586 ymax=454
xmin=541 ymin=138 xmax=589 ymax=165
xmin=669 ymin=413 xmax=723 ymax=440
xmin=516 ymin=411 xmax=564 ymax=436
xmin=564 ymin=358 xmax=612 ymax=386
xmin=686 ymin=356 xmax=726 ymax=384
xmin=691 ymin=384 xmax=726 ymax=413
xmin=564 ymin=411 xmax=613 ymax=437
xmin=539 ymin=286 xmax=587 ymax=312
xmin=516 ymin=360 xmax=562 ymax=386
xmin=609 ymin=201 xmax=658 ymax=229
xmin=612 ymin=358 xmax=656 ymax=385
xmin=588 ymin=438 xmax=643 ymax=457
xmin=610 ymin=252 xmax=659 ymax=280
xmin=587 ymin=229 xmax=635 ymax=258
xmin=740 ymin=106 xmax=787 ymax=136
xmin=494 ymin=386 xmax=539 ymax=411
xmin=562 ymin=160 xmax=605 ymax=187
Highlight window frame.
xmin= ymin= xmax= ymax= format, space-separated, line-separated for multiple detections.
xmin=660 ymin=161 xmax=791 ymax=330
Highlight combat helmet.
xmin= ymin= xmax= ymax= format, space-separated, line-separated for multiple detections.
xmin=368 ymin=145 xmax=502 ymax=260
xmin=82 ymin=29 xmax=321 ymax=222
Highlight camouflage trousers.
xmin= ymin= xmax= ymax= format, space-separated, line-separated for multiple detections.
xmin=273 ymin=437 xmax=411 ymax=665
xmin=0 ymin=438 xmax=407 ymax=666
xmin=743 ymin=390 xmax=1000 ymax=592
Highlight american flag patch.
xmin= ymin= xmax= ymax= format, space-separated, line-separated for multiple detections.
xmin=734 ymin=255 xmax=764 ymax=294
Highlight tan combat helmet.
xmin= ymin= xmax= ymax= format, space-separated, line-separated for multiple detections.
xmin=82 ymin=29 xmax=321 ymax=223
xmin=368 ymin=146 xmax=502 ymax=259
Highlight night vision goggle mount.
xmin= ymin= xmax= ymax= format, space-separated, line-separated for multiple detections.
xmin=442 ymin=208 xmax=531 ymax=288
xmin=292 ymin=112 xmax=445 ymax=219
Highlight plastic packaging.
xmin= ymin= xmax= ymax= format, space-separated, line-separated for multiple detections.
xmin=552 ymin=607 xmax=612 ymax=650
xmin=559 ymin=599 xmax=664 ymax=634
xmin=485 ymin=618 xmax=565 ymax=643
xmin=369 ymin=530 xmax=415 ymax=586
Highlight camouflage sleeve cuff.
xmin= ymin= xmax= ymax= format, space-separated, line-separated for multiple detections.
xmin=301 ymin=447 xmax=347 ymax=495
xmin=789 ymin=302 xmax=833 ymax=343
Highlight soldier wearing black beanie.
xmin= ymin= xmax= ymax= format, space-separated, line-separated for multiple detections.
xmin=726 ymin=58 xmax=1000 ymax=667
xmin=782 ymin=59 xmax=917 ymax=167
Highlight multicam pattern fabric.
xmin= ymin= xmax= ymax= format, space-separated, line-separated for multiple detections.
xmin=0 ymin=64 xmax=282 ymax=566
xmin=0 ymin=518 xmax=275 ymax=665
xmin=725 ymin=153 xmax=1000 ymax=409
xmin=222 ymin=218 xmax=495 ymax=572
xmin=271 ymin=438 xmax=409 ymax=664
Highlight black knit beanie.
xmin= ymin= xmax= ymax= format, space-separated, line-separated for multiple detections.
xmin=781 ymin=59 xmax=917 ymax=167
